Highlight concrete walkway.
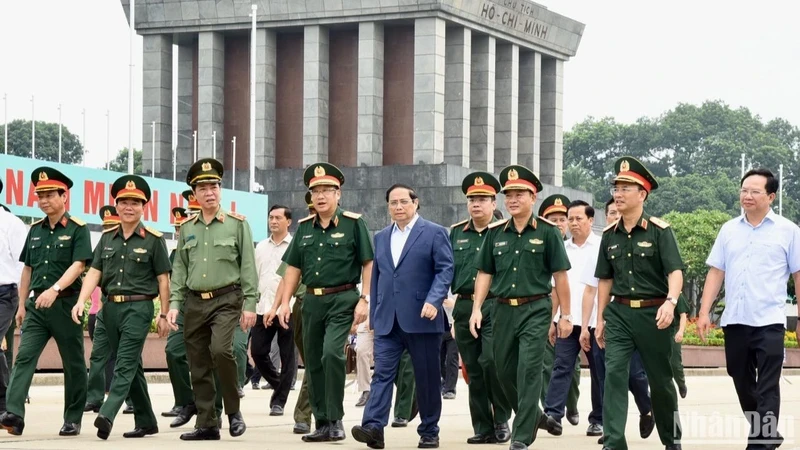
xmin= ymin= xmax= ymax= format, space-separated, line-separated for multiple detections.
xmin=0 ymin=375 xmax=798 ymax=449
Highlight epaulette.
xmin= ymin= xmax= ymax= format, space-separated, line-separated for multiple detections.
xmin=650 ymin=216 xmax=670 ymax=229
xmin=190 ymin=214 xmax=201 ymax=224
xmin=450 ymin=219 xmax=469 ymax=229
xmin=227 ymin=211 xmax=246 ymax=221
xmin=298 ymin=215 xmax=315 ymax=223
xmin=603 ymin=220 xmax=619 ymax=233
xmin=69 ymin=216 xmax=86 ymax=226
xmin=145 ymin=226 xmax=163 ymax=237
xmin=342 ymin=211 xmax=362 ymax=220
xmin=538 ymin=216 xmax=556 ymax=227
xmin=31 ymin=218 xmax=45 ymax=226
xmin=488 ymin=219 xmax=508 ymax=229
xmin=103 ymin=225 xmax=119 ymax=233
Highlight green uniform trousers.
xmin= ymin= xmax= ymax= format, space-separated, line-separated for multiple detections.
xmin=183 ymin=290 xmax=243 ymax=428
xmin=302 ymin=289 xmax=359 ymax=423
xmin=453 ymin=298 xmax=512 ymax=435
xmin=492 ymin=298 xmax=552 ymax=446
xmin=541 ymin=340 xmax=581 ymax=413
xmin=671 ymin=339 xmax=685 ymax=391
xmin=6 ymin=296 xmax=86 ymax=424
xmin=97 ymin=300 xmax=157 ymax=428
xmin=165 ymin=305 xmax=193 ymax=408
xmin=292 ymin=299 xmax=312 ymax=426
xmin=604 ymin=302 xmax=681 ymax=449
xmin=393 ymin=352 xmax=416 ymax=419
xmin=86 ymin=309 xmax=133 ymax=408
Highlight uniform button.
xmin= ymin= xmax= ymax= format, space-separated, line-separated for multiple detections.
xmin=628 ymin=235 xmax=631 ymax=239
xmin=121 ymin=256 xmax=125 ymax=259
xmin=627 ymin=253 xmax=631 ymax=257
xmin=205 ymin=242 xmax=208 ymax=246
xmin=513 ymin=267 xmax=517 ymax=271
xmin=44 ymin=261 xmax=48 ymax=264
xmin=532 ymin=249 xmax=536 ymax=253
xmin=206 ymin=227 xmax=209 ymax=230
xmin=472 ymin=277 xmax=476 ymax=280
xmin=458 ymin=247 xmax=462 ymax=250
xmin=611 ymin=255 xmax=615 ymax=259
xmin=317 ymin=257 xmax=321 ymax=261
xmin=320 ymin=243 xmax=323 ymax=247
xmin=46 ymin=245 xmax=50 ymax=249
xmin=641 ymin=253 xmax=645 ymax=257
xmin=476 ymin=247 xmax=480 ymax=251
xmin=512 ymin=284 xmax=516 ymax=288
xmin=628 ymin=271 xmax=632 ymax=274
xmin=117 ymin=282 xmax=121 ymax=286
xmin=515 ymin=250 xmax=519 ymax=254
xmin=631 ymin=287 xmax=635 ymax=291
xmin=43 ymin=276 xmax=47 ymax=280
xmin=123 ymin=243 xmax=127 ymax=246
xmin=203 ymin=258 xmax=207 ymax=262
xmin=315 ymin=272 xmax=319 ymax=275
xmin=479 ymin=233 xmax=482 ymax=237
xmin=203 ymin=274 xmax=206 ymax=278
xmin=119 ymin=269 xmax=123 ymax=272
xmin=498 ymin=251 xmax=502 ymax=255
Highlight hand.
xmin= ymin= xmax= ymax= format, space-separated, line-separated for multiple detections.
xmin=548 ymin=322 xmax=556 ymax=345
xmin=450 ymin=324 xmax=455 ymax=339
xmin=696 ymin=313 xmax=712 ymax=342
xmin=354 ymin=299 xmax=368 ymax=325
xmin=420 ymin=303 xmax=438 ymax=321
xmin=240 ymin=311 xmax=257 ymax=331
xmin=34 ymin=288 xmax=58 ymax=310
xmin=157 ymin=317 xmax=170 ymax=338
xmin=443 ymin=297 xmax=455 ymax=309
xmin=70 ymin=302 xmax=84 ymax=325
xmin=1 ymin=338 xmax=6 ymax=352
xmin=558 ymin=318 xmax=572 ymax=338
xmin=350 ymin=321 xmax=359 ymax=335
xmin=579 ymin=328 xmax=591 ymax=352
xmin=15 ymin=307 xmax=26 ymax=329
xmin=674 ymin=330 xmax=684 ymax=343
xmin=264 ymin=307 xmax=278 ymax=328
xmin=655 ymin=302 xmax=675 ymax=329
xmin=595 ymin=320 xmax=606 ymax=349
xmin=468 ymin=309 xmax=482 ymax=339
xmin=277 ymin=305 xmax=292 ymax=330
xmin=166 ymin=309 xmax=180 ymax=331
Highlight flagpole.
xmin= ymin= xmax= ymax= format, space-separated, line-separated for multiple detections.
xmin=128 ymin=0 xmax=135 ymax=174
xmin=58 ymin=103 xmax=63 ymax=163
xmin=231 ymin=136 xmax=237 ymax=190
xmin=82 ymin=108 xmax=87 ymax=166
xmin=779 ymin=164 xmax=784 ymax=216
xmin=3 ymin=93 xmax=7 ymax=154
xmin=249 ymin=4 xmax=257 ymax=192
xmin=151 ymin=121 xmax=156 ymax=176
xmin=106 ymin=110 xmax=111 ymax=170
xmin=30 ymin=95 xmax=35 ymax=159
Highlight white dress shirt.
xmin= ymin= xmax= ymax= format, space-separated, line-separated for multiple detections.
xmin=390 ymin=213 xmax=420 ymax=266
xmin=0 ymin=209 xmax=27 ymax=286
xmin=553 ymin=232 xmax=600 ymax=327
xmin=254 ymin=233 xmax=292 ymax=315
xmin=706 ymin=210 xmax=800 ymax=327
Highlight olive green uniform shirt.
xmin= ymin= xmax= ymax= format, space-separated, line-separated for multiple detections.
xmin=449 ymin=219 xmax=491 ymax=295
xmin=282 ymin=208 xmax=374 ymax=287
xmin=20 ymin=213 xmax=93 ymax=292
xmin=169 ymin=208 xmax=259 ymax=313
xmin=276 ymin=261 xmax=307 ymax=298
xmin=594 ymin=213 xmax=685 ymax=298
xmin=90 ymin=223 xmax=171 ymax=296
xmin=475 ymin=214 xmax=571 ymax=298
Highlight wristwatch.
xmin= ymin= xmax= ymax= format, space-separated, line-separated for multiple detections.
xmin=52 ymin=283 xmax=62 ymax=293
xmin=159 ymin=313 xmax=167 ymax=319
xmin=359 ymin=294 xmax=370 ymax=303
xmin=560 ymin=314 xmax=573 ymax=322
xmin=666 ymin=297 xmax=677 ymax=306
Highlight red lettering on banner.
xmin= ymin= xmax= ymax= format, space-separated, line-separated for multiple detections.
xmin=84 ymin=181 xmax=109 ymax=215
xmin=230 ymin=201 xmax=237 ymax=212
xmin=26 ymin=183 xmax=37 ymax=208
xmin=5 ymin=169 xmax=24 ymax=206
xmin=143 ymin=191 xmax=158 ymax=221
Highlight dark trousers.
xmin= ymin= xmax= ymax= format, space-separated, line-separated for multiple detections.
xmin=544 ymin=325 xmax=602 ymax=425
xmin=439 ymin=330 xmax=458 ymax=394
xmin=591 ymin=327 xmax=652 ymax=418
xmin=362 ymin=318 xmax=443 ymax=438
xmin=723 ymin=324 xmax=785 ymax=449
xmin=251 ymin=314 xmax=296 ymax=408
xmin=0 ymin=285 xmax=19 ymax=412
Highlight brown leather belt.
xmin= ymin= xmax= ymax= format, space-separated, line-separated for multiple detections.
xmin=308 ymin=283 xmax=357 ymax=296
xmin=615 ymin=297 xmax=667 ymax=308
xmin=190 ymin=284 xmax=241 ymax=300
xmin=457 ymin=294 xmax=496 ymax=301
xmin=108 ymin=294 xmax=154 ymax=303
xmin=497 ymin=293 xmax=549 ymax=306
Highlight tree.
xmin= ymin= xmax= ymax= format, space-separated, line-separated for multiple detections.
xmin=0 ymin=119 xmax=84 ymax=164
xmin=108 ymin=148 xmax=143 ymax=174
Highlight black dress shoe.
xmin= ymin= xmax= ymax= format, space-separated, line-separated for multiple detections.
xmin=679 ymin=385 xmax=687 ymax=399
xmin=543 ymin=414 xmax=562 ymax=436
xmin=84 ymin=402 xmax=101 ymax=413
xmin=586 ymin=423 xmax=603 ymax=436
xmin=418 ymin=435 xmax=439 ymax=448
xmin=270 ymin=405 xmax=284 ymax=416
xmin=1 ymin=412 xmax=25 ymax=436
xmin=466 ymin=433 xmax=496 ymax=444
xmin=123 ymin=404 xmax=134 ymax=414
xmin=495 ymin=422 xmax=511 ymax=443
xmin=161 ymin=405 xmax=182 ymax=417
xmin=293 ymin=422 xmax=310 ymax=434
xmin=251 ymin=381 xmax=260 ymax=390
xmin=509 ymin=442 xmax=528 ymax=450
xmin=391 ymin=417 xmax=409 ymax=428
xmin=180 ymin=427 xmax=221 ymax=441
xmin=94 ymin=415 xmax=113 ymax=440
xmin=352 ymin=425 xmax=385 ymax=449
xmin=123 ymin=426 xmax=158 ymax=438
xmin=59 ymin=422 xmax=81 ymax=436
xmin=170 ymin=403 xmax=197 ymax=428
xmin=356 ymin=391 xmax=370 ymax=407
xmin=597 ymin=435 xmax=604 ymax=445
xmin=228 ymin=411 xmax=246 ymax=437
xmin=302 ymin=422 xmax=331 ymax=442
xmin=639 ymin=413 xmax=655 ymax=439
xmin=664 ymin=445 xmax=682 ymax=450
xmin=329 ymin=420 xmax=346 ymax=441
xmin=237 ymin=387 xmax=245 ymax=398
xmin=566 ymin=411 xmax=579 ymax=426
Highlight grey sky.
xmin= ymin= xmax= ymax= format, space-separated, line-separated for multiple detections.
xmin=1 ymin=0 xmax=798 ymax=168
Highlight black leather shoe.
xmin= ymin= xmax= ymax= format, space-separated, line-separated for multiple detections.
xmin=94 ymin=415 xmax=112 ymax=440
xmin=228 ymin=411 xmax=246 ymax=437
xmin=122 ymin=404 xmax=134 ymax=414
xmin=566 ymin=411 xmax=579 ymax=426
xmin=270 ymin=405 xmax=284 ymax=416
xmin=679 ymin=385 xmax=688 ymax=399
xmin=418 ymin=435 xmax=439 ymax=448
xmin=356 ymin=391 xmax=370 ymax=407
xmin=329 ymin=420 xmax=346 ymax=441
xmin=665 ymin=445 xmax=682 ymax=450
xmin=639 ymin=413 xmax=655 ymax=439
xmin=586 ymin=423 xmax=603 ymax=436
xmin=123 ymin=426 xmax=158 ymax=438
xmin=180 ymin=427 xmax=221 ymax=440
xmin=495 ymin=422 xmax=511 ymax=443
xmin=237 ymin=387 xmax=245 ymax=398
xmin=352 ymin=425 xmax=385 ymax=449
xmin=1 ymin=412 xmax=25 ymax=436
xmin=391 ymin=417 xmax=409 ymax=428
xmin=59 ymin=422 xmax=81 ymax=436
xmin=293 ymin=422 xmax=310 ymax=434
xmin=466 ymin=433 xmax=496 ymax=444
xmin=302 ymin=422 xmax=331 ymax=442
xmin=251 ymin=381 xmax=260 ymax=390
xmin=161 ymin=405 xmax=181 ymax=417
xmin=543 ymin=414 xmax=562 ymax=436
xmin=84 ymin=402 xmax=101 ymax=413
xmin=509 ymin=442 xmax=528 ymax=450
xmin=598 ymin=436 xmax=604 ymax=444
xmin=170 ymin=404 xmax=197 ymax=428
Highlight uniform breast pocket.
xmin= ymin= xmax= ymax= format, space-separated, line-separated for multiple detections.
xmin=608 ymin=247 xmax=624 ymax=269
xmin=634 ymin=246 xmax=656 ymax=259
xmin=55 ymin=240 xmax=73 ymax=262
xmin=181 ymin=239 xmax=198 ymax=255
xmin=493 ymin=246 xmax=512 ymax=271
xmin=101 ymin=249 xmax=116 ymax=268
xmin=214 ymin=238 xmax=238 ymax=261
xmin=326 ymin=238 xmax=353 ymax=262
xmin=453 ymin=241 xmax=473 ymax=267
xmin=128 ymin=252 xmax=151 ymax=264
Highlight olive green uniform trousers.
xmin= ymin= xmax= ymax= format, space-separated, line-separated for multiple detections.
xmin=393 ymin=352 xmax=416 ymax=420
xmin=86 ymin=308 xmax=133 ymax=408
xmin=671 ymin=339 xmax=686 ymax=392
xmin=292 ymin=299 xmax=312 ymax=426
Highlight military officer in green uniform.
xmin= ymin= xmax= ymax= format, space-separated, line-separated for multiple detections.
xmin=70 ymin=175 xmax=171 ymax=439
xmin=469 ymin=165 xmax=572 ymax=450
xmin=167 ymin=158 xmax=258 ymax=441
xmin=449 ymin=172 xmax=512 ymax=444
xmin=0 ymin=167 xmax=92 ymax=436
xmin=671 ymin=294 xmax=689 ymax=399
xmin=277 ymin=162 xmax=373 ymax=442
xmin=594 ymin=157 xmax=684 ymax=450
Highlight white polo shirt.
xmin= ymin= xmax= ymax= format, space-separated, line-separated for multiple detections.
xmin=553 ymin=232 xmax=600 ymax=327
xmin=254 ymin=233 xmax=292 ymax=315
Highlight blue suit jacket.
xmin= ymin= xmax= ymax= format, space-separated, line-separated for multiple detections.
xmin=369 ymin=216 xmax=454 ymax=336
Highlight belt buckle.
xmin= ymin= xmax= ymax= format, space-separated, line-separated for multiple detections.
xmin=112 ymin=295 xmax=124 ymax=303
xmin=509 ymin=298 xmax=519 ymax=306
xmin=200 ymin=292 xmax=213 ymax=300
xmin=629 ymin=299 xmax=642 ymax=308
xmin=313 ymin=288 xmax=324 ymax=296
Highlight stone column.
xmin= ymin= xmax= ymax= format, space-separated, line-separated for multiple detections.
xmin=518 ymin=51 xmax=541 ymax=173
xmin=413 ymin=17 xmax=446 ymax=164
xmin=540 ymin=57 xmax=563 ymax=186
xmin=176 ymin=42 xmax=194 ymax=175
xmin=256 ymin=28 xmax=276 ymax=169
xmin=469 ymin=35 xmax=495 ymax=172
xmin=197 ymin=31 xmax=224 ymax=160
xmin=357 ymin=22 xmax=383 ymax=167
xmin=303 ymin=25 xmax=329 ymax=165
xmin=444 ymin=27 xmax=470 ymax=167
xmin=494 ymin=43 xmax=518 ymax=173
xmin=142 ymin=34 xmax=173 ymax=177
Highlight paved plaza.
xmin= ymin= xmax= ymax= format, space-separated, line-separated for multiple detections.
xmin=0 ymin=374 xmax=798 ymax=449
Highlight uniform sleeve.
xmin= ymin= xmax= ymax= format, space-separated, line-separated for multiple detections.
xmin=676 ymin=293 xmax=689 ymax=315
xmin=20 ymin=228 xmax=32 ymax=266
xmin=276 ymin=261 xmax=287 ymax=277
xmin=90 ymin=235 xmax=105 ymax=271
xmin=354 ymin=217 xmax=375 ymax=263
xmin=657 ymin=227 xmax=685 ymax=274
xmin=238 ymin=219 xmax=259 ymax=313
xmin=152 ymin=236 xmax=172 ymax=276
xmin=474 ymin=230 xmax=496 ymax=274
xmin=72 ymin=224 xmax=94 ymax=264
xmin=545 ymin=226 xmax=571 ymax=273
xmin=594 ymin=233 xmax=614 ymax=279
xmin=282 ymin=227 xmax=303 ymax=269
xmin=169 ymin=226 xmax=189 ymax=310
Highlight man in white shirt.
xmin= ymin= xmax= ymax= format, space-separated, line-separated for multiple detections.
xmin=698 ymin=168 xmax=800 ymax=450
xmin=253 ymin=205 xmax=297 ymax=416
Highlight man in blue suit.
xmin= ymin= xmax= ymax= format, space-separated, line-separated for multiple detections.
xmin=352 ymin=184 xmax=454 ymax=450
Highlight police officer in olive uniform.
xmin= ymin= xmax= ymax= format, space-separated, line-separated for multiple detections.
xmin=449 ymin=172 xmax=512 ymax=444
xmin=469 ymin=165 xmax=572 ymax=450
xmin=277 ymin=162 xmax=373 ymax=442
xmin=0 ymin=167 xmax=92 ymax=436
xmin=70 ymin=175 xmax=171 ymax=439
xmin=594 ymin=157 xmax=684 ymax=450
xmin=168 ymin=158 xmax=259 ymax=441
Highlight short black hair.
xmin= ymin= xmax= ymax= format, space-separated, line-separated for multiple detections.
xmin=741 ymin=168 xmax=779 ymax=195
xmin=605 ymin=198 xmax=614 ymax=209
xmin=568 ymin=200 xmax=594 ymax=219
xmin=492 ymin=210 xmax=504 ymax=221
xmin=269 ymin=204 xmax=292 ymax=221
xmin=385 ymin=183 xmax=420 ymax=210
